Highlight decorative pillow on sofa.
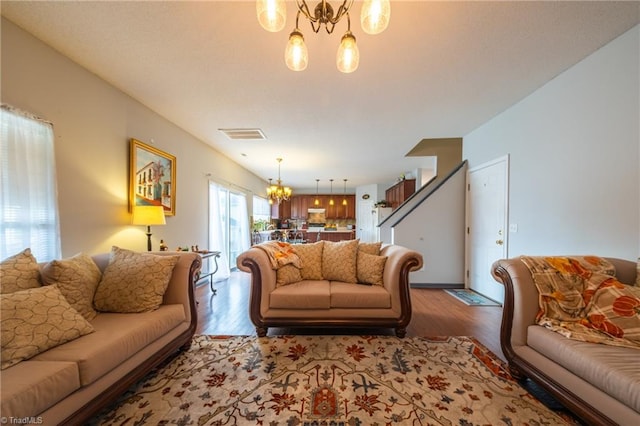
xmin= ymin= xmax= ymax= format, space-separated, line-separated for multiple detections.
xmin=93 ymin=247 xmax=179 ymax=313
xmin=1 ymin=285 xmax=94 ymax=370
xmin=0 ymin=248 xmax=41 ymax=294
xmin=276 ymin=264 xmax=303 ymax=287
xmin=357 ymin=252 xmax=387 ymax=286
xmin=41 ymin=253 xmax=102 ymax=321
xmin=358 ymin=242 xmax=382 ymax=256
xmin=322 ymin=239 xmax=359 ymax=283
xmin=636 ymin=257 xmax=640 ymax=287
xmin=293 ymin=241 xmax=324 ymax=280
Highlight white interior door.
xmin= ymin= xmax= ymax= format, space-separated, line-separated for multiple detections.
xmin=466 ymin=155 xmax=509 ymax=303
xmin=357 ymin=200 xmax=375 ymax=243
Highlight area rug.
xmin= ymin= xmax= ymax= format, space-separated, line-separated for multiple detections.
xmin=90 ymin=335 xmax=576 ymax=425
xmin=445 ymin=289 xmax=502 ymax=306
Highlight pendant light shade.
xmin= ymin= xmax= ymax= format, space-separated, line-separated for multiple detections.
xmin=285 ymin=29 xmax=309 ymax=71
xmin=329 ymin=179 xmax=335 ymax=206
xmin=336 ymin=31 xmax=359 ymax=73
xmin=257 ymin=0 xmax=287 ymax=32
xmin=342 ymin=179 xmax=348 ymax=206
xmin=314 ymin=179 xmax=320 ymax=206
xmin=361 ymin=0 xmax=390 ymax=35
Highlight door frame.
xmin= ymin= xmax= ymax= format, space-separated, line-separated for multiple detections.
xmin=464 ymin=154 xmax=510 ymax=289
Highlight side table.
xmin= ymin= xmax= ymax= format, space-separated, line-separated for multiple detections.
xmin=195 ymin=251 xmax=221 ymax=295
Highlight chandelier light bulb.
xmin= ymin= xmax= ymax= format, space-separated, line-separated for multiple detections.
xmin=257 ymin=0 xmax=287 ymax=32
xmin=285 ymin=29 xmax=309 ymax=71
xmin=336 ymin=31 xmax=359 ymax=73
xmin=361 ymin=0 xmax=390 ymax=35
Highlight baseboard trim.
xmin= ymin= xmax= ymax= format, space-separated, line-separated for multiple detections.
xmin=410 ymin=283 xmax=464 ymax=289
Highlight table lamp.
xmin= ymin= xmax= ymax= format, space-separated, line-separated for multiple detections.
xmin=132 ymin=206 xmax=166 ymax=251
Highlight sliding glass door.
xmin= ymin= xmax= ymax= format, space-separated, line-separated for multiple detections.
xmin=209 ymin=181 xmax=250 ymax=273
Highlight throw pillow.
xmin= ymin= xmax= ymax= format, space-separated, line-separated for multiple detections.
xmin=293 ymin=241 xmax=324 ymax=280
xmin=322 ymin=239 xmax=359 ymax=283
xmin=41 ymin=253 xmax=102 ymax=321
xmin=0 ymin=248 xmax=41 ymax=294
xmin=276 ymin=264 xmax=302 ymax=287
xmin=636 ymin=257 xmax=640 ymax=287
xmin=93 ymin=247 xmax=179 ymax=313
xmin=357 ymin=252 xmax=387 ymax=286
xmin=358 ymin=242 xmax=382 ymax=256
xmin=584 ymin=279 xmax=640 ymax=342
xmin=1 ymin=285 xmax=94 ymax=370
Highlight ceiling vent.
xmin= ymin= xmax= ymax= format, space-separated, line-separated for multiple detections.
xmin=219 ymin=128 xmax=266 ymax=140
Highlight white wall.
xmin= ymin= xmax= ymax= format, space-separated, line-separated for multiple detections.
xmin=464 ymin=25 xmax=639 ymax=260
xmin=1 ymin=19 xmax=267 ymax=257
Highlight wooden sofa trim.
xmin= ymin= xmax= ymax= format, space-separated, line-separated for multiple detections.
xmin=58 ymin=255 xmax=202 ymax=426
xmin=241 ymin=254 xmax=421 ymax=338
xmin=492 ymin=263 xmax=617 ymax=426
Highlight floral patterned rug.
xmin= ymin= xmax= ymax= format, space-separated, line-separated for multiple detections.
xmin=90 ymin=335 xmax=576 ymax=425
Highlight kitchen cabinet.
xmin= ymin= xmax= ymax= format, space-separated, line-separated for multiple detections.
xmin=270 ymin=199 xmax=291 ymax=219
xmin=385 ymin=179 xmax=415 ymax=210
xmin=304 ymin=230 xmax=355 ymax=243
xmin=281 ymin=195 xmax=356 ymax=220
xmin=290 ymin=196 xmax=309 ymax=219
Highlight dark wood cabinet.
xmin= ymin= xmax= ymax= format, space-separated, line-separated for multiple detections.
xmin=270 ymin=199 xmax=291 ymax=219
xmin=385 ymin=179 xmax=416 ymax=210
xmin=290 ymin=196 xmax=310 ymax=219
xmin=275 ymin=195 xmax=356 ymax=220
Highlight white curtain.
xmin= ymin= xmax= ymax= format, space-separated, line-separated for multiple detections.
xmin=0 ymin=105 xmax=61 ymax=261
xmin=208 ymin=181 xmax=231 ymax=281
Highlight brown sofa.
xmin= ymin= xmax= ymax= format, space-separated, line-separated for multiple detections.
xmin=492 ymin=257 xmax=640 ymax=426
xmin=0 ymin=251 xmax=201 ymax=426
xmin=237 ymin=242 xmax=423 ymax=337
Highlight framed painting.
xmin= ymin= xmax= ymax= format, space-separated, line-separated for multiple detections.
xmin=129 ymin=138 xmax=176 ymax=216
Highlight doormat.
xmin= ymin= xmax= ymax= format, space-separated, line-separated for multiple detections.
xmin=445 ymin=289 xmax=501 ymax=306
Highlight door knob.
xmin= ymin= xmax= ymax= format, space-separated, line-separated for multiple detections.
xmin=496 ymin=239 xmax=504 ymax=245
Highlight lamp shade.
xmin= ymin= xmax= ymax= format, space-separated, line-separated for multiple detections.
xmin=336 ymin=32 xmax=359 ymax=73
xmin=361 ymin=0 xmax=390 ymax=35
xmin=285 ymin=29 xmax=308 ymax=71
xmin=132 ymin=206 xmax=166 ymax=226
xmin=257 ymin=0 xmax=287 ymax=32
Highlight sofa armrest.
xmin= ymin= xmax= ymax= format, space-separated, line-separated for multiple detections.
xmin=237 ymin=247 xmax=277 ymax=323
xmin=491 ymin=258 xmax=539 ymax=356
xmin=380 ymin=244 xmax=424 ymax=317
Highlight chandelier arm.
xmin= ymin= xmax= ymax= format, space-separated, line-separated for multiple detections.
xmin=329 ymin=0 xmax=354 ymax=25
xmin=296 ymin=0 xmax=318 ymax=24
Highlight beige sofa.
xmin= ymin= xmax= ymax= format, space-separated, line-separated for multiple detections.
xmin=492 ymin=257 xmax=640 ymax=426
xmin=0 ymin=250 xmax=201 ymax=426
xmin=237 ymin=241 xmax=423 ymax=337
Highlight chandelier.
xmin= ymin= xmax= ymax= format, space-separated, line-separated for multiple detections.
xmin=266 ymin=158 xmax=292 ymax=204
xmin=256 ymin=0 xmax=391 ymax=73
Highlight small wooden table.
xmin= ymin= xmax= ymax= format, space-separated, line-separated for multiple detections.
xmin=195 ymin=251 xmax=221 ymax=295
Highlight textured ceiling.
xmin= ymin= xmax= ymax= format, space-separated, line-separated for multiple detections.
xmin=2 ymin=0 xmax=638 ymax=189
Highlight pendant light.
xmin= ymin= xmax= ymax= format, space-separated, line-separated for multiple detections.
xmin=329 ymin=179 xmax=334 ymax=206
xmin=256 ymin=0 xmax=286 ymax=32
xmin=361 ymin=0 xmax=391 ymax=35
xmin=314 ymin=179 xmax=320 ymax=206
xmin=342 ymin=179 xmax=348 ymax=205
xmin=336 ymin=31 xmax=359 ymax=73
xmin=266 ymin=158 xmax=292 ymax=204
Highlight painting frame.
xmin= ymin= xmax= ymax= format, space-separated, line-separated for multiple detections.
xmin=129 ymin=138 xmax=176 ymax=216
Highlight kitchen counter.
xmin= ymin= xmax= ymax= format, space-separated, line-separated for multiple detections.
xmin=254 ymin=229 xmax=355 ymax=243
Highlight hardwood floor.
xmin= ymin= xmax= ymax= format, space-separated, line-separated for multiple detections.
xmin=195 ymin=271 xmax=505 ymax=361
